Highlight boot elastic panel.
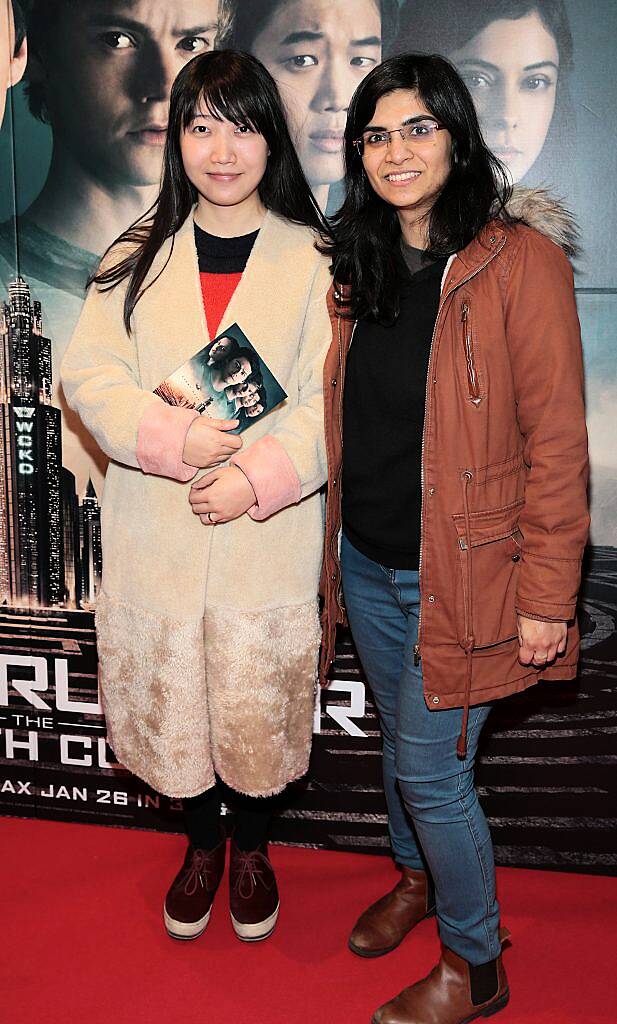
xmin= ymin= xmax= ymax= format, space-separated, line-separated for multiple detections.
xmin=470 ymin=958 xmax=499 ymax=1005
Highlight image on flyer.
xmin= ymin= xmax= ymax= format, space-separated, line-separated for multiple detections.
xmin=154 ymin=321 xmax=287 ymax=432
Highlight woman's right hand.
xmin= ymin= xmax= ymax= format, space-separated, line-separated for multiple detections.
xmin=183 ymin=417 xmax=242 ymax=468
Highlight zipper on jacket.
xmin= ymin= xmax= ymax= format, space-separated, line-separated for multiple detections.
xmin=415 ymin=237 xmax=506 ymax=663
xmin=461 ymin=302 xmax=482 ymax=405
xmin=338 ymin=317 xmax=357 ymax=450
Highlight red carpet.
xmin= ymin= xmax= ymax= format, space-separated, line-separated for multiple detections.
xmin=3 ymin=818 xmax=615 ymax=1023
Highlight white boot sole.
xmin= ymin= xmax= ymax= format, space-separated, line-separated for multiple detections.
xmin=230 ymin=902 xmax=280 ymax=942
xmin=164 ymin=902 xmax=213 ymax=940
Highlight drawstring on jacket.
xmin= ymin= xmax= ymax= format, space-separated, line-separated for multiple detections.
xmin=457 ymin=470 xmax=475 ymax=760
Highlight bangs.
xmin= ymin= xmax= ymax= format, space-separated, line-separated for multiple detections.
xmin=171 ymin=51 xmax=286 ymax=145
xmin=181 ymin=81 xmax=262 ymax=133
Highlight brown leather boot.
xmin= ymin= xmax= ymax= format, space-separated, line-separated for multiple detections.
xmin=349 ymin=867 xmax=435 ymax=958
xmin=371 ymin=943 xmax=509 ymax=1024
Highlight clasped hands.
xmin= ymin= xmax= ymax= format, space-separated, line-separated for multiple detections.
xmin=183 ymin=417 xmax=257 ymax=525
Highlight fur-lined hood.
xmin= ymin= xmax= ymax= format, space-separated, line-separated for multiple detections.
xmin=497 ymin=184 xmax=580 ymax=260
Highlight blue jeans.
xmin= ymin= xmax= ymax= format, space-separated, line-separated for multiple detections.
xmin=341 ymin=533 xmax=501 ymax=965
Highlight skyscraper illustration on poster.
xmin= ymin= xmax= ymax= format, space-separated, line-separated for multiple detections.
xmin=0 ymin=278 xmax=101 ymax=610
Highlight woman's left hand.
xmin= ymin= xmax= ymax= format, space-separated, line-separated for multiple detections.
xmin=189 ymin=465 xmax=256 ymax=525
xmin=517 ymin=614 xmax=567 ymax=667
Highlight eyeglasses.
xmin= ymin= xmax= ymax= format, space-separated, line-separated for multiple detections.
xmin=353 ymin=118 xmax=446 ymax=156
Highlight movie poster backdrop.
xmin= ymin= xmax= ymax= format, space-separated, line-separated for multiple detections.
xmin=0 ymin=0 xmax=615 ymax=874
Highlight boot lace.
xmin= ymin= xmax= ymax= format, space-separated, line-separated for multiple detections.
xmin=176 ymin=848 xmax=217 ymax=896
xmin=232 ymin=849 xmax=273 ymax=900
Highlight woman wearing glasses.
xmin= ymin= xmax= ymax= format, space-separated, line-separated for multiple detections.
xmin=320 ymin=54 xmax=588 ymax=1023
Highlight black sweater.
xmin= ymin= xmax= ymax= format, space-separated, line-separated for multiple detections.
xmin=342 ymin=245 xmax=447 ymax=569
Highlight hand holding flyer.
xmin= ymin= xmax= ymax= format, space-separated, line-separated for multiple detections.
xmin=154 ymin=322 xmax=287 ymax=433
xmin=182 ymin=416 xmax=242 ymax=470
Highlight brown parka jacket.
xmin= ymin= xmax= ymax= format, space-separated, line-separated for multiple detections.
xmin=319 ymin=189 xmax=590 ymax=756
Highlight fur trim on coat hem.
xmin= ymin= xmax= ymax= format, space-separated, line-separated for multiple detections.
xmin=95 ymin=591 xmax=320 ymax=798
xmin=96 ymin=591 xmax=213 ymax=798
xmin=204 ymin=601 xmax=321 ymax=797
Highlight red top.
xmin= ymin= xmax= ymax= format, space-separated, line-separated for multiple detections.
xmin=199 ymin=271 xmax=242 ymax=340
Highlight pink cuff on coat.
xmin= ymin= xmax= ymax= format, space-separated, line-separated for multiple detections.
xmin=137 ymin=402 xmax=200 ymax=482
xmin=230 ymin=435 xmax=301 ymax=520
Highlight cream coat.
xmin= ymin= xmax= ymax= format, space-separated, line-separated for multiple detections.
xmin=61 ymin=210 xmax=332 ymax=798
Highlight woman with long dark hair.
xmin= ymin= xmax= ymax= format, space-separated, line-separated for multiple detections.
xmin=320 ymin=53 xmax=588 ymax=1023
xmin=62 ymin=50 xmax=331 ymax=945
xmin=395 ymin=0 xmax=573 ymax=185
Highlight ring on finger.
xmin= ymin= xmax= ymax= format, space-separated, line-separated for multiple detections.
xmin=207 ymin=511 xmax=216 ymax=524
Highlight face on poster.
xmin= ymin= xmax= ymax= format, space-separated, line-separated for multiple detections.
xmin=395 ymin=0 xmax=572 ymax=187
xmin=24 ymin=0 xmax=219 ymax=250
xmin=0 ymin=0 xmax=27 ymax=126
xmin=448 ymin=11 xmax=559 ymax=184
xmin=236 ymin=0 xmax=382 ymax=211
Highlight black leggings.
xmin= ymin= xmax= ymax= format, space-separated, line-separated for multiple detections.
xmin=182 ymin=779 xmax=278 ymax=852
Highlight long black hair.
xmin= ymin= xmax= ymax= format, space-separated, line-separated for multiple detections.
xmin=93 ymin=50 xmax=327 ymax=332
xmin=394 ymin=0 xmax=574 ymax=186
xmin=321 ymin=53 xmax=512 ymax=323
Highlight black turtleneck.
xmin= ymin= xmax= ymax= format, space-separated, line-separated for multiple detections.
xmin=194 ymin=222 xmax=258 ymax=272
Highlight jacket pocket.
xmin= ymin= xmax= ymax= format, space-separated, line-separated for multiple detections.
xmin=452 ymin=499 xmax=524 ymax=649
xmin=460 ymin=300 xmax=482 ymax=405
